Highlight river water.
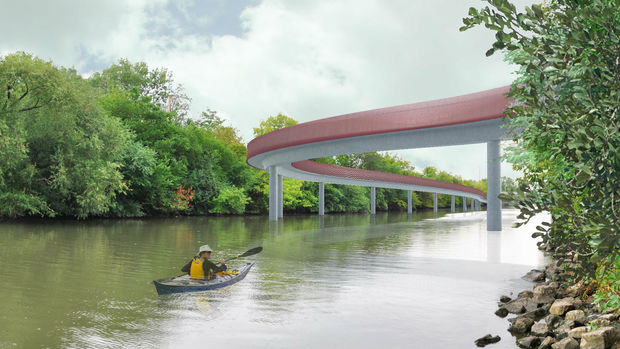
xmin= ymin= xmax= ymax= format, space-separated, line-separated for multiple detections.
xmin=0 ymin=209 xmax=548 ymax=348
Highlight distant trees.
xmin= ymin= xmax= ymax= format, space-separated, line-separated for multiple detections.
xmin=0 ymin=54 xmax=489 ymax=219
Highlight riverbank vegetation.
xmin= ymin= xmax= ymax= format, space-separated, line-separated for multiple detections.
xmin=1 ymin=53 xmax=489 ymax=219
xmin=462 ymin=0 xmax=619 ymax=314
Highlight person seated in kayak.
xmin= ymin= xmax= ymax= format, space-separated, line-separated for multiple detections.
xmin=181 ymin=245 xmax=227 ymax=280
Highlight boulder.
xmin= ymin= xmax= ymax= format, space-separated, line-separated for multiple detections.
xmin=519 ymin=290 xmax=534 ymax=299
xmin=533 ymin=284 xmax=557 ymax=304
xmin=509 ymin=316 xmax=535 ymax=334
xmin=553 ymin=320 xmax=576 ymax=340
xmin=531 ymin=321 xmax=550 ymax=336
xmin=567 ymin=326 xmax=588 ymax=339
xmin=522 ymin=307 xmax=547 ymax=320
xmin=499 ymin=295 xmax=512 ymax=303
xmin=550 ymin=337 xmax=579 ymax=349
xmin=545 ymin=314 xmax=563 ymax=329
xmin=580 ymin=326 xmax=620 ymax=349
xmin=599 ymin=313 xmax=620 ymax=321
xmin=474 ymin=334 xmax=501 ymax=347
xmin=517 ymin=336 xmax=540 ymax=348
xmin=505 ymin=299 xmax=528 ymax=314
xmin=494 ymin=307 xmax=508 ymax=318
xmin=564 ymin=310 xmax=586 ymax=325
xmin=588 ymin=318 xmax=613 ymax=328
xmin=564 ymin=280 xmax=585 ymax=297
xmin=523 ymin=269 xmax=546 ymax=282
xmin=549 ymin=298 xmax=576 ymax=316
xmin=539 ymin=336 xmax=555 ymax=349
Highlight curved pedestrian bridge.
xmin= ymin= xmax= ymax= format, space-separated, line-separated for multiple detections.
xmin=247 ymin=86 xmax=513 ymax=230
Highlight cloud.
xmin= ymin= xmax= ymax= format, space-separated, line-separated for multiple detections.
xmin=0 ymin=0 xmax=534 ymax=180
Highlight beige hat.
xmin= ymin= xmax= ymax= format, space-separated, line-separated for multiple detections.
xmin=198 ymin=245 xmax=213 ymax=254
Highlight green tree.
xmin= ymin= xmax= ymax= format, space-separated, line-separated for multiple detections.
xmin=89 ymin=58 xmax=190 ymax=121
xmin=0 ymin=53 xmax=131 ymax=218
xmin=462 ymin=0 xmax=619 ymax=270
xmin=252 ymin=113 xmax=298 ymax=137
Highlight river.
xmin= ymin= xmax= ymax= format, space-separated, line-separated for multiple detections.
xmin=0 ymin=209 xmax=548 ymax=348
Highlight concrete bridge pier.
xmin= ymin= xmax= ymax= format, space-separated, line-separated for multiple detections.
xmin=318 ymin=182 xmax=325 ymax=216
xmin=471 ymin=198 xmax=474 ymax=212
xmin=278 ymin=174 xmax=283 ymax=219
xmin=407 ymin=190 xmax=412 ymax=214
xmin=487 ymin=140 xmax=502 ymax=231
xmin=370 ymin=187 xmax=376 ymax=215
xmin=433 ymin=193 xmax=438 ymax=213
xmin=463 ymin=197 xmax=467 ymax=212
xmin=451 ymin=195 xmax=455 ymax=212
xmin=269 ymin=166 xmax=279 ymax=221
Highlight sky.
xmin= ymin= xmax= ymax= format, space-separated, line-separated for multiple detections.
xmin=0 ymin=0 xmax=536 ymax=180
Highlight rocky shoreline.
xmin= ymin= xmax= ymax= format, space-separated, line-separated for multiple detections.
xmin=476 ymin=245 xmax=620 ymax=349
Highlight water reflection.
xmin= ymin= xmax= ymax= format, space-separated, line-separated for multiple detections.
xmin=0 ymin=209 xmax=548 ymax=348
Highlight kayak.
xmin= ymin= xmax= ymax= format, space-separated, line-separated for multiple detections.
xmin=153 ymin=262 xmax=255 ymax=295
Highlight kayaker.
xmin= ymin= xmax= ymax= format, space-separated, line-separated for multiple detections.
xmin=181 ymin=245 xmax=227 ymax=280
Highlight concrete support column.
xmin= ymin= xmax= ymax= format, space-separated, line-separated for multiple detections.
xmin=471 ymin=198 xmax=474 ymax=211
xmin=463 ymin=197 xmax=467 ymax=212
xmin=407 ymin=190 xmax=412 ymax=214
xmin=268 ymin=166 xmax=279 ymax=221
xmin=487 ymin=140 xmax=502 ymax=231
xmin=278 ymin=174 xmax=283 ymax=219
xmin=433 ymin=193 xmax=438 ymax=213
xmin=451 ymin=195 xmax=455 ymax=212
xmin=318 ymin=182 xmax=325 ymax=216
xmin=370 ymin=187 xmax=376 ymax=215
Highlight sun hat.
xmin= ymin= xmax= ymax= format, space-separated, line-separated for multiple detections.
xmin=198 ymin=245 xmax=213 ymax=254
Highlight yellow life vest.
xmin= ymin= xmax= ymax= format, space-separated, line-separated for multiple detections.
xmin=190 ymin=258 xmax=205 ymax=279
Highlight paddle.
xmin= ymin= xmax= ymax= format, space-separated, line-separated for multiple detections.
xmin=223 ymin=246 xmax=263 ymax=263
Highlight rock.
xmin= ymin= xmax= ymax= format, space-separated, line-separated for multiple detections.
xmin=523 ymin=300 xmax=539 ymax=312
xmin=564 ymin=310 xmax=586 ymax=325
xmin=522 ymin=307 xmax=547 ymax=320
xmin=517 ymin=336 xmax=541 ymax=348
xmin=505 ymin=299 xmax=527 ymax=314
xmin=539 ymin=336 xmax=555 ymax=348
xmin=580 ymin=326 xmax=620 ymax=349
xmin=519 ymin=290 xmax=534 ymax=299
xmin=565 ymin=280 xmax=585 ymax=297
xmin=599 ymin=313 xmax=620 ymax=321
xmin=499 ymin=295 xmax=512 ymax=303
xmin=572 ymin=298 xmax=583 ymax=310
xmin=531 ymin=321 xmax=550 ymax=336
xmin=553 ymin=320 xmax=576 ymax=340
xmin=545 ymin=314 xmax=563 ymax=329
xmin=509 ymin=316 xmax=535 ymax=334
xmin=523 ymin=269 xmax=546 ymax=282
xmin=567 ymin=326 xmax=588 ymax=339
xmin=550 ymin=337 xmax=579 ymax=349
xmin=474 ymin=334 xmax=501 ymax=347
xmin=533 ymin=284 xmax=557 ymax=304
xmin=549 ymin=297 xmax=576 ymax=316
xmin=588 ymin=318 xmax=612 ymax=328
xmin=495 ymin=307 xmax=508 ymax=318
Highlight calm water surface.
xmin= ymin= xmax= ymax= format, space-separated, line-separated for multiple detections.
xmin=0 ymin=209 xmax=548 ymax=348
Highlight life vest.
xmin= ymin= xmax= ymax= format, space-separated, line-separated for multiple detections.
xmin=190 ymin=258 xmax=205 ymax=279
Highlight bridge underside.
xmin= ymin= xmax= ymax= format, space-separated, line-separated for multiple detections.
xmin=248 ymin=87 xmax=512 ymax=231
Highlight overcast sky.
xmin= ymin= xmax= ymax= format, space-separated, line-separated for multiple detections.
xmin=0 ymin=0 xmax=536 ymax=180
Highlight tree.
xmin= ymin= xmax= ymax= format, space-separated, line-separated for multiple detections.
xmin=89 ymin=58 xmax=190 ymax=121
xmin=252 ymin=113 xmax=298 ymax=137
xmin=462 ymin=0 xmax=619 ymax=270
xmin=0 ymin=53 xmax=131 ymax=218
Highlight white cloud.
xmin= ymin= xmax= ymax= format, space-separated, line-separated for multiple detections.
xmin=0 ymin=0 xmax=534 ymax=180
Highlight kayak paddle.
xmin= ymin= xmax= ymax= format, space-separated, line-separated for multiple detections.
xmin=225 ymin=246 xmax=263 ymax=262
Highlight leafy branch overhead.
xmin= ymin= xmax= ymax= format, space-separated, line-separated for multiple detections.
xmin=462 ymin=0 xmax=619 ymax=271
